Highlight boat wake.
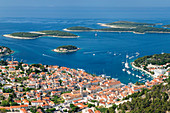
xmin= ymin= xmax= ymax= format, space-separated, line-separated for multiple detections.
xmin=42 ymin=54 xmax=53 ymax=58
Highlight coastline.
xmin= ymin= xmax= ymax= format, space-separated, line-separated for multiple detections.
xmin=64 ymin=28 xmax=170 ymax=34
xmin=3 ymin=34 xmax=37 ymax=40
xmin=131 ymin=62 xmax=154 ymax=77
xmin=63 ymin=28 xmax=97 ymax=32
xmin=0 ymin=50 xmax=14 ymax=57
xmin=97 ymin=23 xmax=137 ymax=28
xmin=31 ymin=31 xmax=79 ymax=38
xmin=3 ymin=34 xmax=79 ymax=39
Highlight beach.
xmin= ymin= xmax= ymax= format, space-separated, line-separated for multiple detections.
xmin=3 ymin=34 xmax=37 ymax=39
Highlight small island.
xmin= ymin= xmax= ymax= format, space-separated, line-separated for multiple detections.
xmin=0 ymin=46 xmax=14 ymax=57
xmin=63 ymin=26 xmax=94 ymax=32
xmin=30 ymin=30 xmax=79 ymax=38
xmin=53 ymin=45 xmax=80 ymax=53
xmin=163 ymin=25 xmax=170 ymax=28
xmin=98 ymin=21 xmax=155 ymax=28
xmin=3 ymin=30 xmax=79 ymax=39
xmin=3 ymin=32 xmax=43 ymax=39
xmin=64 ymin=21 xmax=170 ymax=34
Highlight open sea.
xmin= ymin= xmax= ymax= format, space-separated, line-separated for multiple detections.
xmin=0 ymin=7 xmax=170 ymax=84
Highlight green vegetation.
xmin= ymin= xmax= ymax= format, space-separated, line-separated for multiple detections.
xmin=99 ymin=26 xmax=170 ymax=33
xmin=134 ymin=26 xmax=170 ymax=33
xmin=0 ymin=60 xmax=8 ymax=66
xmin=51 ymin=96 xmax=64 ymax=104
xmin=38 ymin=30 xmax=78 ymax=36
xmin=134 ymin=53 xmax=170 ymax=67
xmin=162 ymin=25 xmax=170 ymax=28
xmin=135 ymin=81 xmax=145 ymax=85
xmin=46 ymin=108 xmax=56 ymax=113
xmin=7 ymin=30 xmax=78 ymax=39
xmin=10 ymin=32 xmax=42 ymax=38
xmin=61 ymin=91 xmax=71 ymax=94
xmin=57 ymin=45 xmax=78 ymax=50
xmin=15 ymin=77 xmax=29 ymax=84
xmin=66 ymin=21 xmax=170 ymax=34
xmin=66 ymin=26 xmax=170 ymax=33
xmin=0 ymin=46 xmax=14 ymax=57
xmin=88 ymin=104 xmax=95 ymax=108
xmin=2 ymin=88 xmax=14 ymax=93
xmin=66 ymin=26 xmax=94 ymax=30
xmin=106 ymin=21 xmax=155 ymax=28
xmin=0 ymin=109 xmax=6 ymax=113
xmin=1 ymin=94 xmax=18 ymax=107
xmin=96 ymin=104 xmax=117 ymax=113
xmin=118 ymin=77 xmax=170 ymax=113
xmin=70 ymin=104 xmax=80 ymax=112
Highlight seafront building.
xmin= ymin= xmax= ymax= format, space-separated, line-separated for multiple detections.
xmin=0 ymin=60 xmax=169 ymax=113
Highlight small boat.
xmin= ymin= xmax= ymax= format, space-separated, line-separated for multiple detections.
xmin=136 ymin=75 xmax=139 ymax=77
xmin=93 ymin=54 xmax=95 ymax=56
xmin=127 ymin=70 xmax=131 ymax=74
xmin=126 ymin=55 xmax=129 ymax=59
xmin=142 ymin=74 xmax=144 ymax=76
xmin=132 ymin=73 xmax=135 ymax=76
xmin=129 ymin=56 xmax=134 ymax=59
xmin=95 ymin=33 xmax=98 ymax=37
xmin=122 ymin=69 xmax=126 ymax=71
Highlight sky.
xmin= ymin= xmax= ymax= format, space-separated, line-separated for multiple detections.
xmin=0 ymin=0 xmax=170 ymax=18
xmin=0 ymin=0 xmax=170 ymax=7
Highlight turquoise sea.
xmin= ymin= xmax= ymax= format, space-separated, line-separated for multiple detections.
xmin=0 ymin=7 xmax=170 ymax=84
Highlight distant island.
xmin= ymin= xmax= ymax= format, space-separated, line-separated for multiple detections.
xmin=64 ymin=21 xmax=170 ymax=34
xmin=3 ymin=32 xmax=42 ymax=39
xmin=63 ymin=26 xmax=94 ymax=32
xmin=0 ymin=46 xmax=14 ymax=57
xmin=53 ymin=45 xmax=80 ymax=53
xmin=163 ymin=25 xmax=170 ymax=28
xmin=98 ymin=21 xmax=155 ymax=28
xmin=3 ymin=30 xmax=79 ymax=39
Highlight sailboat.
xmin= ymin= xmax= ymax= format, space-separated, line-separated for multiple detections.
xmin=125 ymin=60 xmax=130 ymax=68
xmin=95 ymin=33 xmax=98 ymax=37
xmin=122 ymin=68 xmax=126 ymax=71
